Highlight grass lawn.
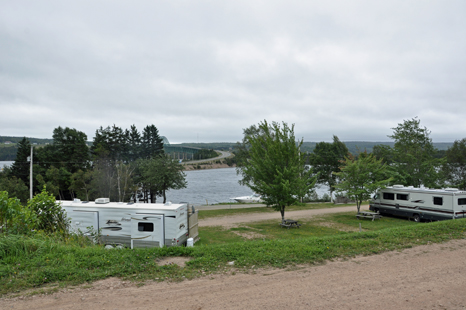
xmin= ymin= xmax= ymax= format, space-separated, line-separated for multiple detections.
xmin=1 ymin=206 xmax=465 ymax=296
xmin=197 ymin=211 xmax=419 ymax=245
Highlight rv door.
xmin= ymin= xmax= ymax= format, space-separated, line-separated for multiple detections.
xmin=69 ymin=210 xmax=99 ymax=238
xmin=131 ymin=214 xmax=165 ymax=249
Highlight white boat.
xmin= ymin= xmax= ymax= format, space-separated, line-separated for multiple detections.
xmin=231 ymin=193 xmax=263 ymax=203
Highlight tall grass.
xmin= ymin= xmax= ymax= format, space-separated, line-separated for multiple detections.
xmin=1 ymin=218 xmax=466 ymax=295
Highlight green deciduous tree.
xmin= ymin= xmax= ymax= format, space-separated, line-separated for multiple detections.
xmin=237 ymin=121 xmax=316 ymax=223
xmin=388 ymin=117 xmax=441 ymax=188
xmin=90 ymin=158 xmax=116 ymax=201
xmin=443 ymin=138 xmax=466 ymax=190
xmin=335 ymin=153 xmax=392 ymax=213
xmin=309 ymin=135 xmax=349 ymax=201
xmin=69 ymin=169 xmax=94 ymax=201
xmin=137 ymin=157 xmax=187 ymax=203
xmin=0 ymin=168 xmax=29 ymax=203
xmin=51 ymin=126 xmax=90 ymax=174
xmin=115 ymin=161 xmax=137 ymax=202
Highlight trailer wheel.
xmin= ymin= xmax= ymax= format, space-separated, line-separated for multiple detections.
xmin=413 ymin=214 xmax=421 ymax=222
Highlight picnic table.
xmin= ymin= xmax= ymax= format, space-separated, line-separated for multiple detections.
xmin=280 ymin=219 xmax=302 ymax=229
xmin=356 ymin=211 xmax=382 ymax=221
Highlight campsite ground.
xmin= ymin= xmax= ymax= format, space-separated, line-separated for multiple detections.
xmin=2 ymin=205 xmax=466 ymax=309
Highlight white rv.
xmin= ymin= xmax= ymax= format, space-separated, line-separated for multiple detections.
xmin=59 ymin=198 xmax=199 ymax=249
xmin=370 ymin=185 xmax=466 ymax=222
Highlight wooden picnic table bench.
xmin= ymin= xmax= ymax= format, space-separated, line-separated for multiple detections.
xmin=356 ymin=211 xmax=382 ymax=221
xmin=280 ymin=219 xmax=302 ymax=229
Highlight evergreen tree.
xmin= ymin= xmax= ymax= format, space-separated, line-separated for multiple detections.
xmin=141 ymin=125 xmax=164 ymax=159
xmin=127 ymin=124 xmax=142 ymax=162
xmin=9 ymin=137 xmax=33 ymax=188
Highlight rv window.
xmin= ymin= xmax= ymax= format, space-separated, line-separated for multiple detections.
xmin=396 ymin=194 xmax=409 ymax=201
xmin=383 ymin=193 xmax=395 ymax=200
xmin=458 ymin=198 xmax=466 ymax=205
xmin=433 ymin=197 xmax=443 ymax=206
xmin=138 ymin=222 xmax=154 ymax=232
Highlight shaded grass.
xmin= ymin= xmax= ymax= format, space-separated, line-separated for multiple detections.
xmin=1 ymin=217 xmax=466 ymax=296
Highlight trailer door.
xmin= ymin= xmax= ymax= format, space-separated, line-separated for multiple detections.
xmin=131 ymin=214 xmax=164 ymax=249
xmin=68 ymin=210 xmax=99 ymax=237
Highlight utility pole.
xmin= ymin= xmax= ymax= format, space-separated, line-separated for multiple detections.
xmin=29 ymin=145 xmax=33 ymax=200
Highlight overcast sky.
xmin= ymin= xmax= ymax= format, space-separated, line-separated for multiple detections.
xmin=1 ymin=1 xmax=465 ymax=143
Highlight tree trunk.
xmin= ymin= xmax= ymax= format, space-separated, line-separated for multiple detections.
xmin=280 ymin=206 xmax=285 ymax=223
xmin=163 ymin=190 xmax=166 ymax=203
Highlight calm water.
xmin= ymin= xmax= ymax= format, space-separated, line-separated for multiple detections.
xmin=166 ymin=167 xmax=330 ymax=206
xmin=0 ymin=161 xmax=13 ymax=172
xmin=0 ymin=162 xmax=329 ymax=205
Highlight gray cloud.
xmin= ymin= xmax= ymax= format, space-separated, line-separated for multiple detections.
xmin=1 ymin=0 xmax=465 ymax=143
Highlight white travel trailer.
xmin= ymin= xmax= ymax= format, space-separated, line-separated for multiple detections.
xmin=370 ymin=185 xmax=466 ymax=222
xmin=59 ymin=198 xmax=199 ymax=249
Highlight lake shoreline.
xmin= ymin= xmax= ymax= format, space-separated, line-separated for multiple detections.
xmin=183 ymin=162 xmax=235 ymax=171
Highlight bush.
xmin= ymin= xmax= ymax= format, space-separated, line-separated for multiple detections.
xmin=0 ymin=191 xmax=37 ymax=234
xmin=28 ymin=187 xmax=69 ymax=234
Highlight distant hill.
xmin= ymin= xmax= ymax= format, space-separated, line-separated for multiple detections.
xmin=301 ymin=141 xmax=453 ymax=154
xmin=176 ymin=142 xmax=237 ymax=151
xmin=175 ymin=141 xmax=454 ymax=155
xmin=0 ymin=136 xmax=455 ymax=161
xmin=0 ymin=136 xmax=54 ymax=145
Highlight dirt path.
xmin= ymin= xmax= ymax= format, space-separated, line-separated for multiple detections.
xmin=3 ymin=239 xmax=466 ymax=309
xmin=199 ymin=204 xmax=369 ymax=228
xmin=4 ymin=206 xmax=466 ymax=309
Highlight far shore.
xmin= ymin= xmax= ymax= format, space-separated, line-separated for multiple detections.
xmin=183 ymin=162 xmax=235 ymax=171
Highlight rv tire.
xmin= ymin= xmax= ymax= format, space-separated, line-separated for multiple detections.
xmin=413 ymin=214 xmax=421 ymax=222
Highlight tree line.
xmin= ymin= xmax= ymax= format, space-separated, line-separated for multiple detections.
xmin=0 ymin=124 xmax=186 ymax=204
xmin=236 ymin=118 xmax=466 ymax=220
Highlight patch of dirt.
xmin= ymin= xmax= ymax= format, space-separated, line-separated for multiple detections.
xmin=90 ymin=277 xmax=132 ymax=291
xmin=230 ymin=227 xmax=267 ymax=239
xmin=199 ymin=205 xmax=365 ymax=228
xmin=314 ymin=220 xmax=361 ymax=232
xmin=157 ymin=256 xmax=191 ymax=268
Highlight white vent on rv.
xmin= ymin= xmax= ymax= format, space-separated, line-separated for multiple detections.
xmin=393 ymin=185 xmax=404 ymax=188
xmin=164 ymin=201 xmax=172 ymax=206
xmin=73 ymin=198 xmax=81 ymax=203
xmin=445 ymin=188 xmax=459 ymax=192
xmin=95 ymin=198 xmax=110 ymax=204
